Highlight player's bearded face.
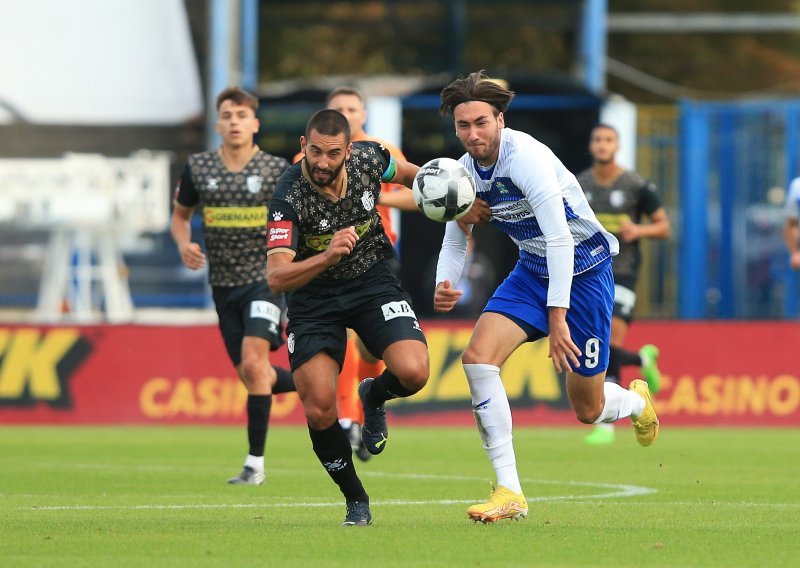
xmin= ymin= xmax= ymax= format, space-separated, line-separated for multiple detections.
xmin=304 ymin=153 xmax=345 ymax=186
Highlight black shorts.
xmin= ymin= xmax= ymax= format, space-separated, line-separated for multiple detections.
xmin=212 ymin=281 xmax=285 ymax=367
xmin=612 ymin=275 xmax=637 ymax=325
xmin=285 ymin=261 xmax=427 ymax=372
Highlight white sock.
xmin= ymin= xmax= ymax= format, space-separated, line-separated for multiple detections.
xmin=593 ymin=382 xmax=646 ymax=424
xmin=594 ymin=422 xmax=614 ymax=432
xmin=463 ymin=363 xmax=522 ymax=494
xmin=245 ymin=454 xmax=264 ymax=472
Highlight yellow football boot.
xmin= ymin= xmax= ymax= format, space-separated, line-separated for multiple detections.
xmin=630 ymin=379 xmax=659 ymax=447
xmin=467 ymin=483 xmax=528 ymax=523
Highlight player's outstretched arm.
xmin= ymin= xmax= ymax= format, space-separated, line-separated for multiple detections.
xmin=390 ymin=159 xmax=421 ymax=190
xmin=267 ymin=227 xmax=358 ymax=293
xmin=378 ymin=186 xmax=418 ymax=211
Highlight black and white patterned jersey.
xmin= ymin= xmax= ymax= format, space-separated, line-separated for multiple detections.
xmin=576 ymin=168 xmax=662 ymax=282
xmin=175 ymin=148 xmax=289 ymax=287
xmin=266 ymin=141 xmax=396 ymax=283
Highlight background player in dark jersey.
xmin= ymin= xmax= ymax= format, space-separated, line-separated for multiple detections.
xmin=576 ymin=123 xmax=671 ymax=445
xmin=171 ymin=86 xmax=296 ymax=484
xmin=266 ymin=109 xmax=428 ymax=526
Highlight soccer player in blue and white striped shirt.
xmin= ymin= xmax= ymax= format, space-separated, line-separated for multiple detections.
xmin=783 ymin=176 xmax=800 ymax=270
xmin=434 ymin=71 xmax=660 ymax=523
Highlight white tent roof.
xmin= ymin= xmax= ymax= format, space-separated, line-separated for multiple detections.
xmin=0 ymin=0 xmax=203 ymax=125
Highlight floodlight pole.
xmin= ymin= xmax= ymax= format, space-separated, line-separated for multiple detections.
xmin=240 ymin=0 xmax=259 ymax=92
xmin=579 ymin=0 xmax=607 ymax=95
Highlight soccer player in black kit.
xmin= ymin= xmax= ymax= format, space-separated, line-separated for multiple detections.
xmin=266 ymin=110 xmax=429 ymax=526
xmin=576 ymin=124 xmax=671 ymax=445
xmin=171 ymin=87 xmax=296 ymax=484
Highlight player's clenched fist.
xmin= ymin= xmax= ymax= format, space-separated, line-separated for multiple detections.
xmin=433 ymin=280 xmax=463 ymax=313
xmin=324 ymin=226 xmax=359 ymax=265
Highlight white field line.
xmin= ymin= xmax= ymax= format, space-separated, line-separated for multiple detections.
xmin=16 ymin=467 xmax=800 ymax=512
xmin=25 ymin=500 xmax=800 ymax=512
xmin=20 ymin=469 xmax=656 ymax=511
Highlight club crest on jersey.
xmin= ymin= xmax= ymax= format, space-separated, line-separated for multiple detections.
xmin=246 ymin=175 xmax=263 ymax=194
xmin=610 ymin=190 xmax=626 ymax=208
xmin=494 ymin=180 xmax=510 ymax=194
xmin=361 ymin=191 xmax=375 ymax=210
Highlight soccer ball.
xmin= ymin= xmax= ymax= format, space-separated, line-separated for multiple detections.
xmin=412 ymin=157 xmax=476 ymax=222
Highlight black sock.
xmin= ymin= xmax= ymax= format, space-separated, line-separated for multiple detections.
xmin=365 ymin=368 xmax=417 ymax=406
xmin=247 ymin=394 xmax=271 ymax=457
xmin=605 ymin=347 xmax=622 ymax=385
xmin=308 ymin=421 xmax=368 ymax=503
xmin=612 ymin=345 xmax=642 ymax=368
xmin=272 ymin=366 xmax=296 ymax=394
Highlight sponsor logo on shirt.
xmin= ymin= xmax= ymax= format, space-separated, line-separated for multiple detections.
xmin=381 ymin=300 xmax=417 ymax=321
xmin=267 ymin=221 xmax=293 ymax=248
xmin=491 ymin=200 xmax=534 ymax=222
xmin=249 ymin=301 xmax=281 ymax=325
xmin=304 ymin=218 xmax=373 ymax=252
xmin=594 ymin=212 xmax=631 ymax=233
xmin=204 ymin=206 xmax=267 ymax=228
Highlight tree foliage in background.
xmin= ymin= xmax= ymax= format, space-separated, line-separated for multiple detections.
xmin=608 ymin=0 xmax=800 ymax=101
xmin=260 ymin=0 xmax=800 ymax=101
xmin=261 ymin=1 xmax=581 ymax=83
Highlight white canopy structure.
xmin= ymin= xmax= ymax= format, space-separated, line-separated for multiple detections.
xmin=0 ymin=0 xmax=202 ymax=125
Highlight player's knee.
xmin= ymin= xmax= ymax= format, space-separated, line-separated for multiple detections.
xmin=573 ymin=403 xmax=602 ymax=425
xmin=461 ymin=346 xmax=488 ymax=366
xmin=394 ymin=359 xmax=429 ymax=393
xmin=303 ymin=404 xmax=336 ymax=430
xmin=239 ymin=356 xmax=271 ymax=391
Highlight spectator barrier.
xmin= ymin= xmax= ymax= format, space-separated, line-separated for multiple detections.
xmin=1 ymin=320 xmax=797 ymax=426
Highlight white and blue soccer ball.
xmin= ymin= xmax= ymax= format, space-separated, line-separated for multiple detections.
xmin=412 ymin=157 xmax=476 ymax=222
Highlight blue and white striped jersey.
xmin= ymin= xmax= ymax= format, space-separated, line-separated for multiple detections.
xmin=458 ymin=127 xmax=619 ymax=278
xmin=784 ymin=177 xmax=800 ymax=221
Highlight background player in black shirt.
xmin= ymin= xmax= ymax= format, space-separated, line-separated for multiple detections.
xmin=171 ymin=87 xmax=296 ymax=484
xmin=266 ymin=110 xmax=428 ymax=526
xmin=576 ymin=124 xmax=671 ymax=445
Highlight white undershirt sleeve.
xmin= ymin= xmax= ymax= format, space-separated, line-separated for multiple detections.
xmin=435 ymin=220 xmax=469 ymax=286
xmin=534 ymin=194 xmax=575 ymax=308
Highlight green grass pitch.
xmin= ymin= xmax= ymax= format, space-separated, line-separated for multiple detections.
xmin=2 ymin=425 xmax=798 ymax=567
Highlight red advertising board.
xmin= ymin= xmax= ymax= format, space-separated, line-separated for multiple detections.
xmin=0 ymin=320 xmax=798 ymax=426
